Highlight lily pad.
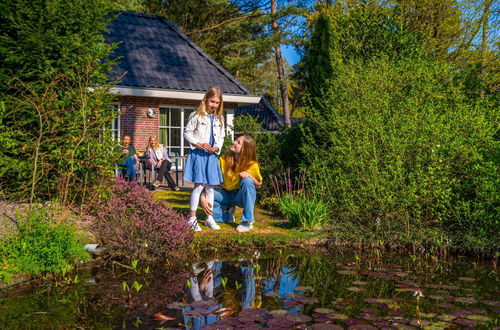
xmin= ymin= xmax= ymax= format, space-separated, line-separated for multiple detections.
xmin=295 ymin=286 xmax=314 ymax=292
xmin=483 ymin=300 xmax=500 ymax=307
xmin=190 ymin=299 xmax=218 ymax=309
xmin=166 ymin=302 xmax=186 ymax=309
xmin=326 ymin=313 xmax=348 ymax=320
xmin=266 ymin=316 xmax=295 ymax=328
xmin=347 ymin=324 xmax=377 ymax=329
xmin=409 ymin=319 xmax=432 ymax=327
xmin=347 ymin=287 xmax=363 ymax=292
xmin=310 ymin=323 xmax=343 ymax=329
xmin=285 ymin=314 xmax=312 ymax=323
xmin=315 ymin=308 xmax=336 ymax=314
xmin=453 ymin=318 xmax=477 ymax=327
xmin=454 ymin=297 xmax=476 ymax=304
xmin=269 ymin=309 xmax=288 ymax=316
xmin=437 ymin=314 xmax=456 ymax=322
xmin=466 ymin=314 xmax=491 ymax=322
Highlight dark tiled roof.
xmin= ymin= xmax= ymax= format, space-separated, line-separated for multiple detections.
xmin=104 ymin=11 xmax=249 ymax=94
xmin=235 ymin=98 xmax=285 ymax=131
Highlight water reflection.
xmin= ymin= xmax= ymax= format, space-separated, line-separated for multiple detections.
xmin=182 ymin=259 xmax=304 ymax=329
xmin=1 ymin=252 xmax=498 ymax=329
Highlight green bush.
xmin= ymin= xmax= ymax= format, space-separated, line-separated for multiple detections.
xmin=301 ymin=56 xmax=498 ymax=251
xmin=0 ymin=208 xmax=88 ymax=282
xmin=277 ymin=194 xmax=330 ymax=231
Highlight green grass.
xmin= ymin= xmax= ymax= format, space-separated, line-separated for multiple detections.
xmin=153 ymin=190 xmax=321 ymax=251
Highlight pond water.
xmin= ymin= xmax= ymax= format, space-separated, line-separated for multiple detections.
xmin=0 ymin=250 xmax=498 ymax=329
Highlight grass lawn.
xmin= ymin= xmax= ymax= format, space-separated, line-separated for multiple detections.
xmin=153 ymin=189 xmax=319 ymax=251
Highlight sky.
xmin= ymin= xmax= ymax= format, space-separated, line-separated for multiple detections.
xmin=282 ymin=44 xmax=301 ymax=66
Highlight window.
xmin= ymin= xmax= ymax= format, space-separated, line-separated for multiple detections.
xmin=159 ymin=106 xmax=195 ymax=158
xmin=111 ymin=103 xmax=121 ymax=141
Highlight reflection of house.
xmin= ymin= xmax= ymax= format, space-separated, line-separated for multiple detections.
xmin=104 ymin=11 xmax=260 ymax=154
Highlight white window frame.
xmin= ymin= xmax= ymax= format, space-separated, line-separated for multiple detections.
xmin=159 ymin=105 xmax=196 ymax=163
xmin=111 ymin=103 xmax=121 ymax=142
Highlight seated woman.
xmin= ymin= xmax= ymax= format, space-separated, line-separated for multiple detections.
xmin=145 ymin=135 xmax=179 ymax=191
xmin=200 ymin=134 xmax=262 ymax=232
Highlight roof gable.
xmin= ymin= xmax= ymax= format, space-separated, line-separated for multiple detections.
xmin=105 ymin=11 xmax=249 ymax=95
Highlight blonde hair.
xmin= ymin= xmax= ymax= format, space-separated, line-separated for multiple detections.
xmin=223 ymin=134 xmax=258 ymax=177
xmin=196 ymin=86 xmax=224 ymax=123
xmin=147 ymin=135 xmax=160 ymax=150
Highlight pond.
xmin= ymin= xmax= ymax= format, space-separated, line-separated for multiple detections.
xmin=0 ymin=249 xmax=498 ymax=329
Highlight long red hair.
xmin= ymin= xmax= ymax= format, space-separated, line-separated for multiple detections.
xmin=223 ymin=134 xmax=258 ymax=176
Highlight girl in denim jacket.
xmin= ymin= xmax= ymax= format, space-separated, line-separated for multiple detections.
xmin=183 ymin=87 xmax=225 ymax=231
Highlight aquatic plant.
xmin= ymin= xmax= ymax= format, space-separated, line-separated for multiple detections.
xmin=92 ymin=178 xmax=192 ymax=260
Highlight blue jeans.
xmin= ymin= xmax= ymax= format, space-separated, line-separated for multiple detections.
xmin=118 ymin=156 xmax=136 ymax=181
xmin=213 ymin=177 xmax=256 ymax=223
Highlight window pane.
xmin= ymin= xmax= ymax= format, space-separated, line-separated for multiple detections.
xmin=160 ymin=108 xmax=168 ymax=127
xmin=184 ymin=109 xmax=194 ymax=125
xmin=170 ymin=108 xmax=181 ymax=127
xmin=159 ymin=127 xmax=168 ymax=146
xmin=171 ymin=127 xmax=181 ymax=147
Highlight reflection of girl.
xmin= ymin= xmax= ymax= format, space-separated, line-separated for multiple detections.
xmin=184 ymin=87 xmax=225 ymax=232
xmin=189 ymin=262 xmax=214 ymax=301
xmin=183 ymin=262 xmax=222 ymax=330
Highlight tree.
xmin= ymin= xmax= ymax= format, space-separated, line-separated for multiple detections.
xmin=0 ymin=0 xmax=118 ymax=203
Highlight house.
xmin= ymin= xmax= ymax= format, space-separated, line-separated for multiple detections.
xmin=104 ymin=11 xmax=261 ymax=155
xmin=234 ymin=98 xmax=285 ymax=132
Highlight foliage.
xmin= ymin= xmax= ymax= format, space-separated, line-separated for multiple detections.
xmin=0 ymin=0 xmax=118 ymax=204
xmin=302 ymin=54 xmax=498 ymax=251
xmin=277 ymin=194 xmax=330 ymax=231
xmin=233 ymin=114 xmax=285 ymax=199
xmin=299 ymin=2 xmax=499 ymax=253
xmin=0 ymin=208 xmax=88 ymax=282
xmin=93 ymin=178 xmax=192 ymax=260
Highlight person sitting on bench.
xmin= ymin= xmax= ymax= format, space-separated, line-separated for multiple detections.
xmin=146 ymin=135 xmax=179 ymax=191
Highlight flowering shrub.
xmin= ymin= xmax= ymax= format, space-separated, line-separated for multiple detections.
xmin=93 ymin=178 xmax=192 ymax=260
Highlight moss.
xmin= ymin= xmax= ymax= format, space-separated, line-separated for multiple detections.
xmin=153 ymin=190 xmax=322 ymax=252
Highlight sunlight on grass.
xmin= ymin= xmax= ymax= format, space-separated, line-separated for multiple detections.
xmin=153 ymin=190 xmax=318 ymax=249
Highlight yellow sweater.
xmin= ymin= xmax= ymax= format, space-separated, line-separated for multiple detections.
xmin=219 ymin=157 xmax=263 ymax=191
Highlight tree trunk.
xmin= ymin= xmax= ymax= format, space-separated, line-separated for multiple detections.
xmin=271 ymin=0 xmax=291 ymax=128
xmin=480 ymin=0 xmax=493 ymax=98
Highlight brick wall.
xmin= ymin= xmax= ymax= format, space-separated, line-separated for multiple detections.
xmin=118 ymin=96 xmax=238 ymax=151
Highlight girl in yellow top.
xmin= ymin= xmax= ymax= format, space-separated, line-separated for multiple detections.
xmin=201 ymin=134 xmax=262 ymax=232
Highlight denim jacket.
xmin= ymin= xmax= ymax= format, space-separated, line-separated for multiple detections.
xmin=184 ymin=112 xmax=225 ymax=155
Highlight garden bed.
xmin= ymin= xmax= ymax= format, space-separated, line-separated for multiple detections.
xmin=153 ymin=190 xmax=326 ymax=252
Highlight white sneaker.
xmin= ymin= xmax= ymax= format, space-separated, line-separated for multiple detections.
xmin=188 ymin=217 xmax=202 ymax=232
xmin=236 ymin=222 xmax=253 ymax=233
xmin=205 ymin=217 xmax=221 ymax=230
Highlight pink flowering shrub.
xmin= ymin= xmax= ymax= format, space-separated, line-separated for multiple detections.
xmin=92 ymin=178 xmax=192 ymax=260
